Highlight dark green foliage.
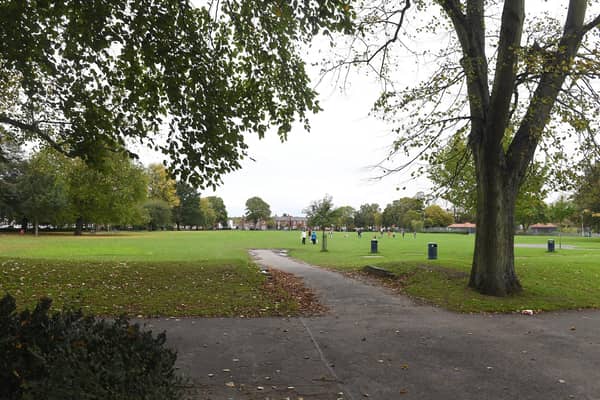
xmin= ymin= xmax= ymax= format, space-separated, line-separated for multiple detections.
xmin=381 ymin=197 xmax=424 ymax=228
xmin=573 ymin=162 xmax=600 ymax=214
xmin=144 ymin=199 xmax=173 ymax=230
xmin=334 ymin=205 xmax=356 ymax=230
xmin=0 ymin=138 xmax=23 ymax=222
xmin=245 ymin=196 xmax=271 ymax=225
xmin=354 ymin=203 xmax=381 ymax=229
xmin=0 ymin=0 xmax=354 ymax=188
xmin=172 ymin=182 xmax=202 ymax=229
xmin=0 ymin=294 xmax=183 ymax=400
xmin=205 ymin=196 xmax=228 ymax=227
xmin=17 ymin=151 xmax=69 ymax=234
xmin=304 ymin=195 xmax=339 ymax=229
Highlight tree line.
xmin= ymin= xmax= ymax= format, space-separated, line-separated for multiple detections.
xmin=0 ymin=146 xmax=227 ymax=235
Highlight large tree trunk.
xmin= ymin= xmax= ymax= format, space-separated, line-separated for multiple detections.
xmin=469 ymin=149 xmax=522 ymax=296
xmin=34 ymin=218 xmax=39 ymax=237
xmin=74 ymin=217 xmax=83 ymax=236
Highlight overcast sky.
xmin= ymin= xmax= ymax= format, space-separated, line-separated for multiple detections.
xmin=199 ymin=73 xmax=432 ymax=217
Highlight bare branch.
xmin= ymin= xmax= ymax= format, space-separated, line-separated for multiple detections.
xmin=0 ymin=113 xmax=74 ymax=157
xmin=365 ymin=1 xmax=410 ymax=63
xmin=581 ymin=13 xmax=600 ymax=34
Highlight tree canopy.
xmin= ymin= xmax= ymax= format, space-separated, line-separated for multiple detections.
xmin=172 ymin=182 xmax=202 ymax=230
xmin=573 ymin=162 xmax=600 ymax=215
xmin=381 ymin=197 xmax=423 ymax=229
xmin=428 ymin=133 xmax=550 ymax=229
xmin=66 ymin=152 xmax=148 ymax=234
xmin=304 ymin=195 xmax=339 ymax=251
xmin=0 ymin=0 xmax=354 ymax=188
xmin=17 ymin=150 xmax=69 ymax=235
xmin=244 ymin=196 xmax=271 ymax=225
xmin=304 ymin=195 xmax=338 ymax=229
xmin=424 ymin=205 xmax=454 ymax=228
xmin=354 ymin=203 xmax=381 ymax=229
xmin=205 ymin=196 xmax=228 ymax=227
xmin=147 ymin=164 xmax=179 ymax=208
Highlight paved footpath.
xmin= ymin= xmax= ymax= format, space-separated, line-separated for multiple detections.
xmin=146 ymin=250 xmax=600 ymax=400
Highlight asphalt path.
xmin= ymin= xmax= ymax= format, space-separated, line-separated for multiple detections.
xmin=146 ymin=249 xmax=600 ymax=400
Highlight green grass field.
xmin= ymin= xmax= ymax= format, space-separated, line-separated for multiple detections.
xmin=1 ymin=230 xmax=599 ymax=315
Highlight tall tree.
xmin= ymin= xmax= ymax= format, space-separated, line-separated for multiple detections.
xmin=245 ymin=197 xmax=271 ymax=227
xmin=573 ymin=162 xmax=600 ymax=215
xmin=17 ymin=149 xmax=69 ymax=235
xmin=341 ymin=1 xmax=600 ymax=295
xmin=172 ymin=182 xmax=202 ymax=230
xmin=304 ymin=195 xmax=339 ymax=252
xmin=424 ymin=205 xmax=454 ymax=228
xmin=334 ymin=206 xmax=356 ymax=230
xmin=143 ymin=199 xmax=173 ymax=231
xmin=0 ymin=1 xmax=353 ymax=188
xmin=0 ymin=137 xmax=23 ymax=223
xmin=146 ymin=164 xmax=180 ymax=208
xmin=199 ymin=198 xmax=216 ymax=230
xmin=205 ymin=196 xmax=228 ymax=227
xmin=67 ymin=152 xmax=148 ymax=234
xmin=354 ymin=203 xmax=381 ymax=229
xmin=382 ymin=197 xmax=424 ymax=228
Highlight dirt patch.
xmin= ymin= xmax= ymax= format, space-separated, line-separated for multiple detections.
xmin=345 ymin=264 xmax=468 ymax=294
xmin=262 ymin=268 xmax=328 ymax=316
xmin=343 ymin=270 xmax=411 ymax=295
xmin=415 ymin=264 xmax=469 ymax=279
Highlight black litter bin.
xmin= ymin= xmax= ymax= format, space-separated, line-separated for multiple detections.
xmin=371 ymin=239 xmax=378 ymax=253
xmin=547 ymin=239 xmax=555 ymax=252
xmin=428 ymin=242 xmax=438 ymax=260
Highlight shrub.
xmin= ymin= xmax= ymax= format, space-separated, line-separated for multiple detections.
xmin=0 ymin=294 xmax=183 ymax=400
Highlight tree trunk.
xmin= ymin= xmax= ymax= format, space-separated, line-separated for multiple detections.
xmin=34 ymin=218 xmax=39 ymax=237
xmin=321 ymin=230 xmax=327 ymax=252
xmin=469 ymin=162 xmax=522 ymax=296
xmin=74 ymin=217 xmax=83 ymax=236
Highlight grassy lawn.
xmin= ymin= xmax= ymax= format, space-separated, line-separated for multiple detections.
xmin=1 ymin=230 xmax=600 ymax=314
xmin=0 ymin=231 xmax=301 ymax=317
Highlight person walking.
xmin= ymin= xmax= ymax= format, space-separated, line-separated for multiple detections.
xmin=301 ymin=230 xmax=307 ymax=245
xmin=311 ymin=230 xmax=317 ymax=245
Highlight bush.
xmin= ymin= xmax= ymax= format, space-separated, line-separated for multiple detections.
xmin=0 ymin=294 xmax=183 ymax=400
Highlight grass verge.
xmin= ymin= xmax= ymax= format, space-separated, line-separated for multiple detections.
xmin=0 ymin=258 xmax=300 ymax=317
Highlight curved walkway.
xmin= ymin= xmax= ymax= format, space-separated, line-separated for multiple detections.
xmin=147 ymin=250 xmax=600 ymax=400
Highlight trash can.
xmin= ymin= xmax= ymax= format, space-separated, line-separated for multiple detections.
xmin=370 ymin=239 xmax=378 ymax=254
xmin=547 ymin=239 xmax=555 ymax=252
xmin=428 ymin=243 xmax=438 ymax=260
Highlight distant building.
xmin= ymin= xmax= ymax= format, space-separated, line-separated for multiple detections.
xmin=273 ymin=214 xmax=307 ymax=230
xmin=447 ymin=222 xmax=476 ymax=234
xmin=528 ymin=223 xmax=558 ymax=234
xmin=230 ymin=217 xmax=267 ymax=230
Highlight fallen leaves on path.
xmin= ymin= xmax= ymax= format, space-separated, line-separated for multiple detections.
xmin=262 ymin=268 xmax=328 ymax=316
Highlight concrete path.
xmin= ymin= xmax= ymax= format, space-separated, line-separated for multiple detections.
xmin=146 ymin=250 xmax=600 ymax=400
